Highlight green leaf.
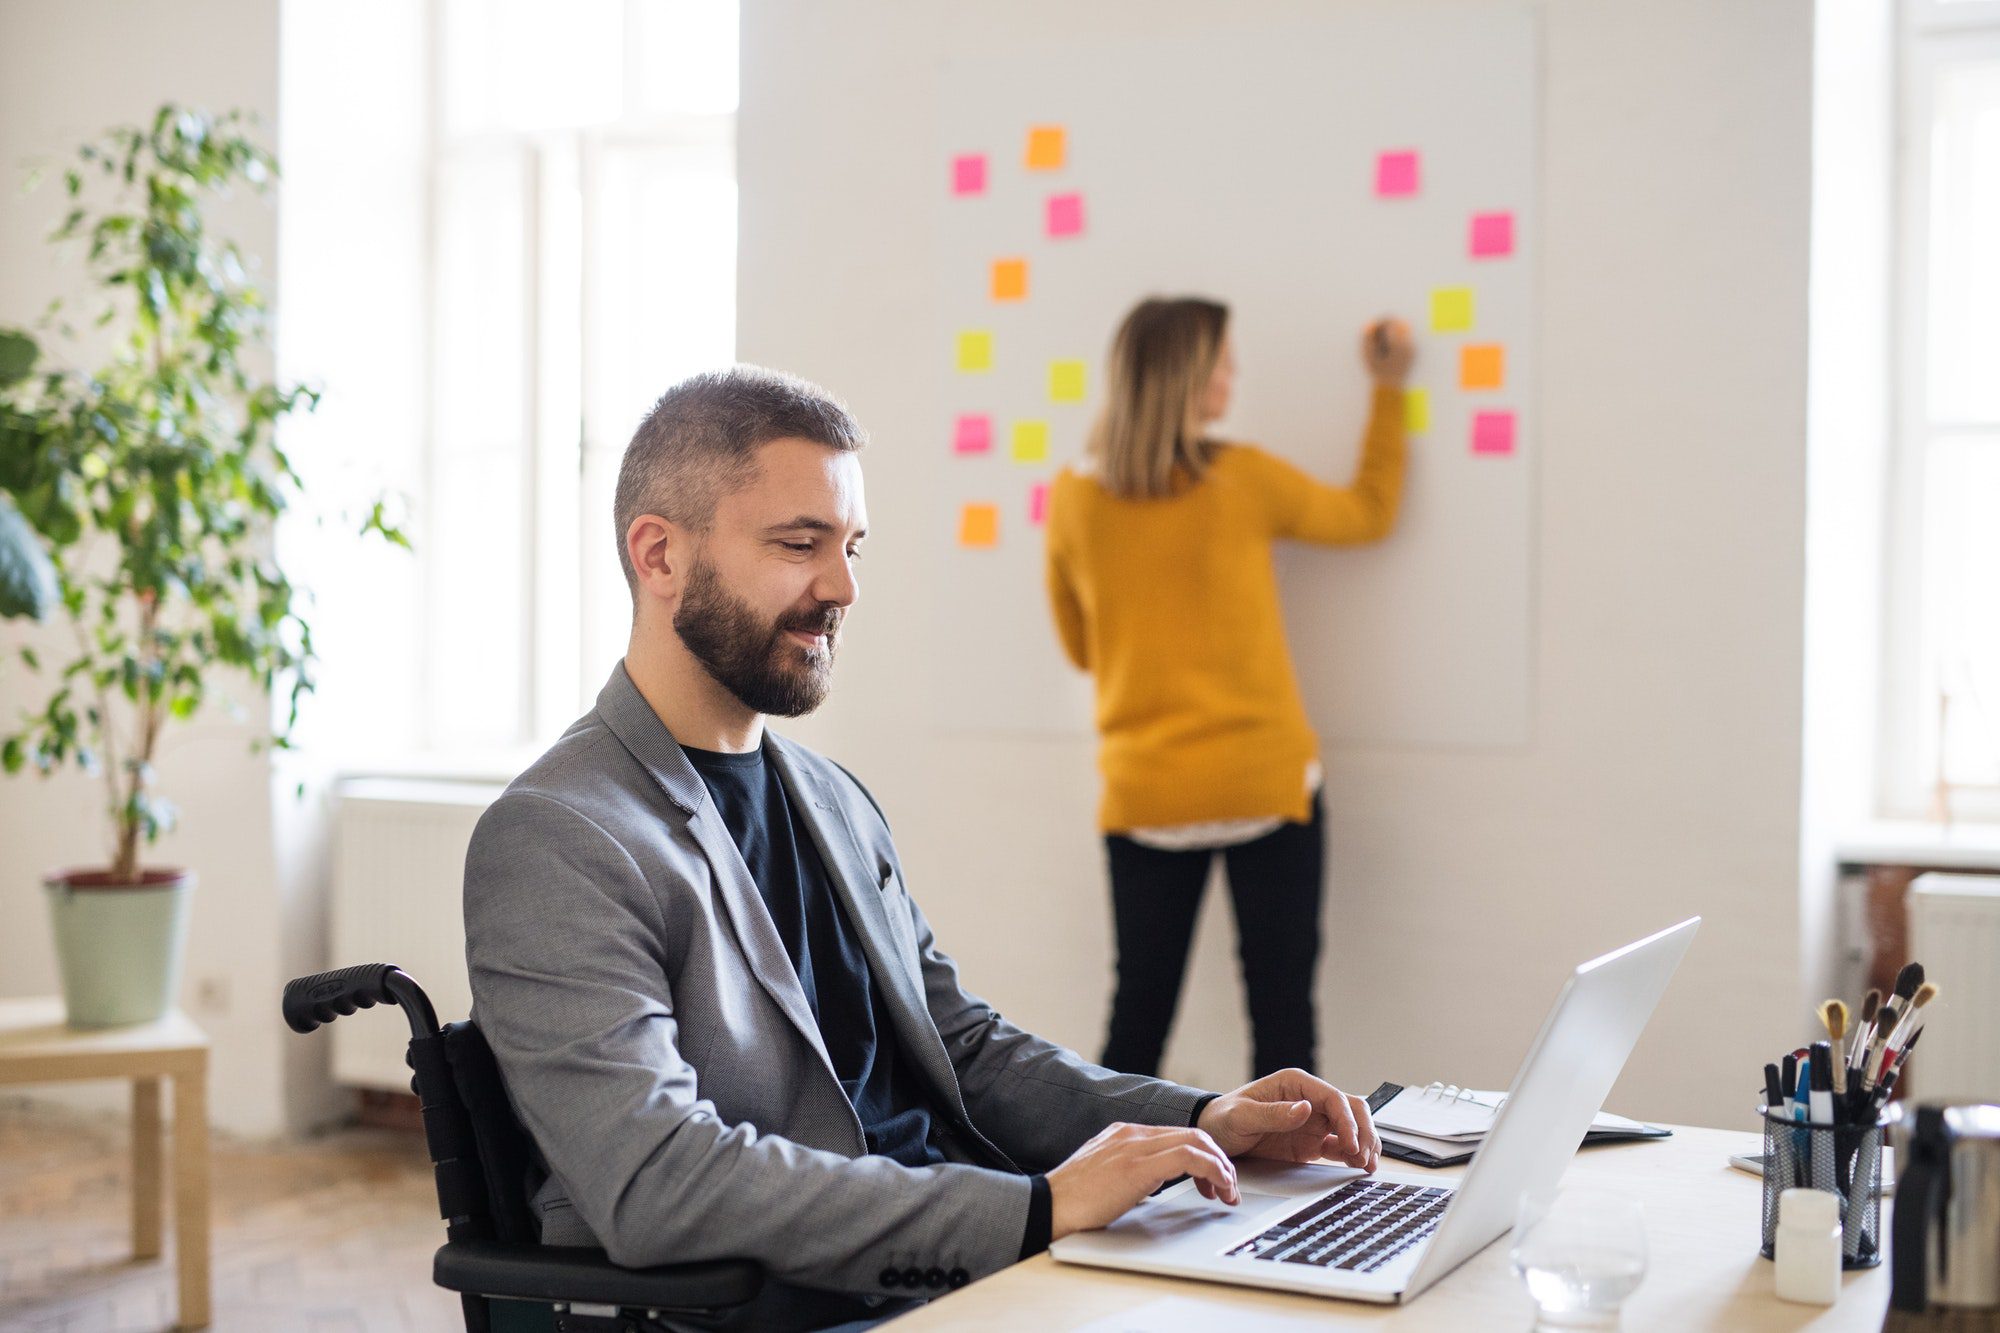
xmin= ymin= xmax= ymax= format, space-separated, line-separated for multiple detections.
xmin=0 ymin=329 xmax=36 ymax=387
xmin=0 ymin=492 xmax=59 ymax=620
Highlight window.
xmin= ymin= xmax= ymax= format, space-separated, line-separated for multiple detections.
xmin=1884 ymin=0 xmax=2000 ymax=818
xmin=426 ymin=0 xmax=738 ymax=757
xmin=279 ymin=0 xmax=738 ymax=771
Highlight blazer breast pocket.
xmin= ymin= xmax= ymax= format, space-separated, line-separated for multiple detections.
xmin=876 ymin=864 xmax=922 ymax=953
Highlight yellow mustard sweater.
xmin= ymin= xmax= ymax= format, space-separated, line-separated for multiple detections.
xmin=1045 ymin=387 xmax=1407 ymax=833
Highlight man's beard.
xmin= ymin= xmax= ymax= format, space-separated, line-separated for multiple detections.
xmin=673 ymin=553 xmax=840 ymax=719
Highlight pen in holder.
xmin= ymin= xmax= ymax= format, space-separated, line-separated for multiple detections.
xmin=1758 ymin=1103 xmax=1885 ymax=1270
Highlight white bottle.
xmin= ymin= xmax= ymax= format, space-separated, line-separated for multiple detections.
xmin=1774 ymin=1186 xmax=1842 ymax=1305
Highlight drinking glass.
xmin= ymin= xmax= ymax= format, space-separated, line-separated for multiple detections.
xmin=1508 ymin=1188 xmax=1648 ymax=1328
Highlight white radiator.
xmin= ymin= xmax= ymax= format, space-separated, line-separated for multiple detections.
xmin=1909 ymin=873 xmax=2000 ymax=1102
xmin=328 ymin=778 xmax=502 ymax=1091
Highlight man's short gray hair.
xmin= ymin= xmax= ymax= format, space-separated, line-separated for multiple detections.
xmin=614 ymin=365 xmax=866 ymax=591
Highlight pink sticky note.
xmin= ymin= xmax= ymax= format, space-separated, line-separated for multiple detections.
xmin=1472 ymin=410 xmax=1517 ymax=457
xmin=953 ymin=413 xmax=992 ymax=455
xmin=1470 ymin=211 xmax=1514 ymax=258
xmin=1046 ymin=192 xmax=1085 ymax=238
xmin=1029 ymin=482 xmax=1049 ymax=525
xmin=1375 ymin=150 xmax=1419 ymax=197
xmin=952 ymin=153 xmax=986 ymax=197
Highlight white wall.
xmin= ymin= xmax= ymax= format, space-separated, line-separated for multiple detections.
xmin=0 ymin=0 xmax=294 ymax=1137
xmin=1801 ymin=0 xmax=1892 ymax=1017
xmin=741 ymin=0 xmax=1816 ymax=1129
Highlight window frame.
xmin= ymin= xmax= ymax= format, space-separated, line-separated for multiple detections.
xmin=403 ymin=0 xmax=737 ymax=767
xmin=1880 ymin=3 xmax=2000 ymax=821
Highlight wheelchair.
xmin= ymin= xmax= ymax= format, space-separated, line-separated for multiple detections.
xmin=282 ymin=964 xmax=762 ymax=1333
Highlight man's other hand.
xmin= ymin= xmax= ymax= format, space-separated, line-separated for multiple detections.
xmin=1196 ymin=1068 xmax=1381 ymax=1172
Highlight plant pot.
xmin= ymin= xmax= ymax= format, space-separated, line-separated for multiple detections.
xmin=42 ymin=868 xmax=195 ymax=1027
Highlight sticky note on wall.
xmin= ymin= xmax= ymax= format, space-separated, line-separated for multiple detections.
xmin=1049 ymin=360 xmax=1087 ymax=403
xmin=1011 ymin=420 xmax=1050 ymax=463
xmin=1405 ymin=388 xmax=1430 ymax=434
xmin=1470 ymin=211 xmax=1514 ymax=257
xmin=1430 ymin=287 xmax=1474 ymax=333
xmin=1472 ymin=410 xmax=1516 ymax=456
xmin=952 ymin=153 xmax=986 ymax=196
xmin=1375 ymin=150 xmax=1419 ymax=197
xmin=1026 ymin=125 xmax=1066 ymax=170
xmin=991 ymin=258 xmax=1028 ymax=302
xmin=953 ymin=413 xmax=992 ymax=455
xmin=1046 ymin=192 xmax=1085 ymax=238
xmin=1029 ymin=482 xmax=1050 ymax=525
xmin=1459 ymin=344 xmax=1505 ymax=390
xmin=956 ymin=330 xmax=993 ymax=372
xmin=959 ymin=503 xmax=999 ymax=548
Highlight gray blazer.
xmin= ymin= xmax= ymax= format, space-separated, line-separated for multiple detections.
xmin=462 ymin=664 xmax=1207 ymax=1304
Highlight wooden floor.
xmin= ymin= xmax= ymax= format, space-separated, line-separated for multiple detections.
xmin=0 ymin=1101 xmax=462 ymax=1333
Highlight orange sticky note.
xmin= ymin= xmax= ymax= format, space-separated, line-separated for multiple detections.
xmin=1025 ymin=125 xmax=1066 ymax=170
xmin=958 ymin=503 xmax=999 ymax=548
xmin=1460 ymin=344 xmax=1505 ymax=390
xmin=991 ymin=258 xmax=1028 ymax=302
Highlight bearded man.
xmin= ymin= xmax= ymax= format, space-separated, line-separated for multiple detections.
xmin=462 ymin=366 xmax=1379 ymax=1331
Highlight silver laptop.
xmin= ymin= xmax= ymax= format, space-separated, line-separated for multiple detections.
xmin=1051 ymin=917 xmax=1699 ymax=1304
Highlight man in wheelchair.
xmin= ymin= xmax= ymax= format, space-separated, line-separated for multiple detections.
xmin=462 ymin=366 xmax=1380 ymax=1330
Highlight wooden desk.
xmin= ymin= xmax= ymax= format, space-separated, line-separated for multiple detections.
xmin=0 ymin=998 xmax=211 ymax=1329
xmin=899 ymin=1124 xmax=1893 ymax=1330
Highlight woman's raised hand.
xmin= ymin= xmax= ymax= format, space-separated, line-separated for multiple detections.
xmin=1361 ymin=317 xmax=1415 ymax=388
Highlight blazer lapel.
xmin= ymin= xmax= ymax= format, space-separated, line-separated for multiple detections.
xmin=592 ymin=664 xmax=836 ymax=1080
xmin=765 ymin=739 xmax=969 ymax=1118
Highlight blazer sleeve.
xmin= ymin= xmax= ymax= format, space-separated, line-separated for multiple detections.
xmin=463 ymin=790 xmax=1035 ymax=1292
xmin=1245 ymin=386 xmax=1408 ymax=544
xmin=833 ymin=769 xmax=1211 ymax=1171
xmin=908 ymin=891 xmax=1211 ymax=1171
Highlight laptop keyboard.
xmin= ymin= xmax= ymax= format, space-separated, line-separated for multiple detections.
xmin=1223 ymin=1179 xmax=1451 ymax=1273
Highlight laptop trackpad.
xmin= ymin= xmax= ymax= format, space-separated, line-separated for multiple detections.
xmin=1096 ymin=1164 xmax=1364 ymax=1255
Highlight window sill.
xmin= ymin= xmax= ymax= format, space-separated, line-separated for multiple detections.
xmin=1835 ymin=819 xmax=2000 ymax=872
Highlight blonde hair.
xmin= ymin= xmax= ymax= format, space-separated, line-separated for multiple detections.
xmin=1086 ymin=297 xmax=1229 ymax=500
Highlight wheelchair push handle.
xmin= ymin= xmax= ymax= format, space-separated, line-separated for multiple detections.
xmin=283 ymin=963 xmax=439 ymax=1038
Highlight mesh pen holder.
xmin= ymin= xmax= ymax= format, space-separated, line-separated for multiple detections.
xmin=1758 ymin=1103 xmax=1885 ymax=1270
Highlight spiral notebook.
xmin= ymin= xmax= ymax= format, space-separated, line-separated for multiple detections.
xmin=1366 ymin=1081 xmax=1671 ymax=1168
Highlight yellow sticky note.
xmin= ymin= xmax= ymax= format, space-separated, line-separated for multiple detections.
xmin=956 ymin=329 xmax=993 ymax=372
xmin=1025 ymin=125 xmax=1066 ymax=171
xmin=1405 ymin=387 xmax=1430 ymax=434
xmin=958 ymin=503 xmax=999 ymax=548
xmin=1430 ymin=287 xmax=1475 ymax=333
xmin=1011 ymin=420 xmax=1050 ymax=463
xmin=1460 ymin=344 xmax=1505 ymax=390
xmin=1049 ymin=359 xmax=1087 ymax=403
xmin=991 ymin=258 xmax=1028 ymax=302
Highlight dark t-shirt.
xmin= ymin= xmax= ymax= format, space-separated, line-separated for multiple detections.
xmin=681 ymin=743 xmax=948 ymax=1169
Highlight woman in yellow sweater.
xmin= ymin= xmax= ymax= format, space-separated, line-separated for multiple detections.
xmin=1045 ymin=296 xmax=1413 ymax=1079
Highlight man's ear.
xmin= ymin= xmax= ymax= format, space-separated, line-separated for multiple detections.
xmin=627 ymin=514 xmax=691 ymax=607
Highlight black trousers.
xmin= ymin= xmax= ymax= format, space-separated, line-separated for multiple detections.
xmin=1099 ymin=792 xmax=1324 ymax=1081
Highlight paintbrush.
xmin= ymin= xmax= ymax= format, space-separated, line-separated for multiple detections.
xmin=1817 ymin=999 xmax=1850 ymax=1094
xmin=1863 ymin=962 xmax=1924 ymax=1086
xmin=1846 ymin=988 xmax=1880 ymax=1071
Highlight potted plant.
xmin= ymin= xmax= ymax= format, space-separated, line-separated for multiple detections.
xmin=0 ymin=106 xmax=405 ymax=1027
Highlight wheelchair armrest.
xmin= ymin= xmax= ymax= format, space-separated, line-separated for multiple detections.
xmin=434 ymin=1239 xmax=761 ymax=1311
